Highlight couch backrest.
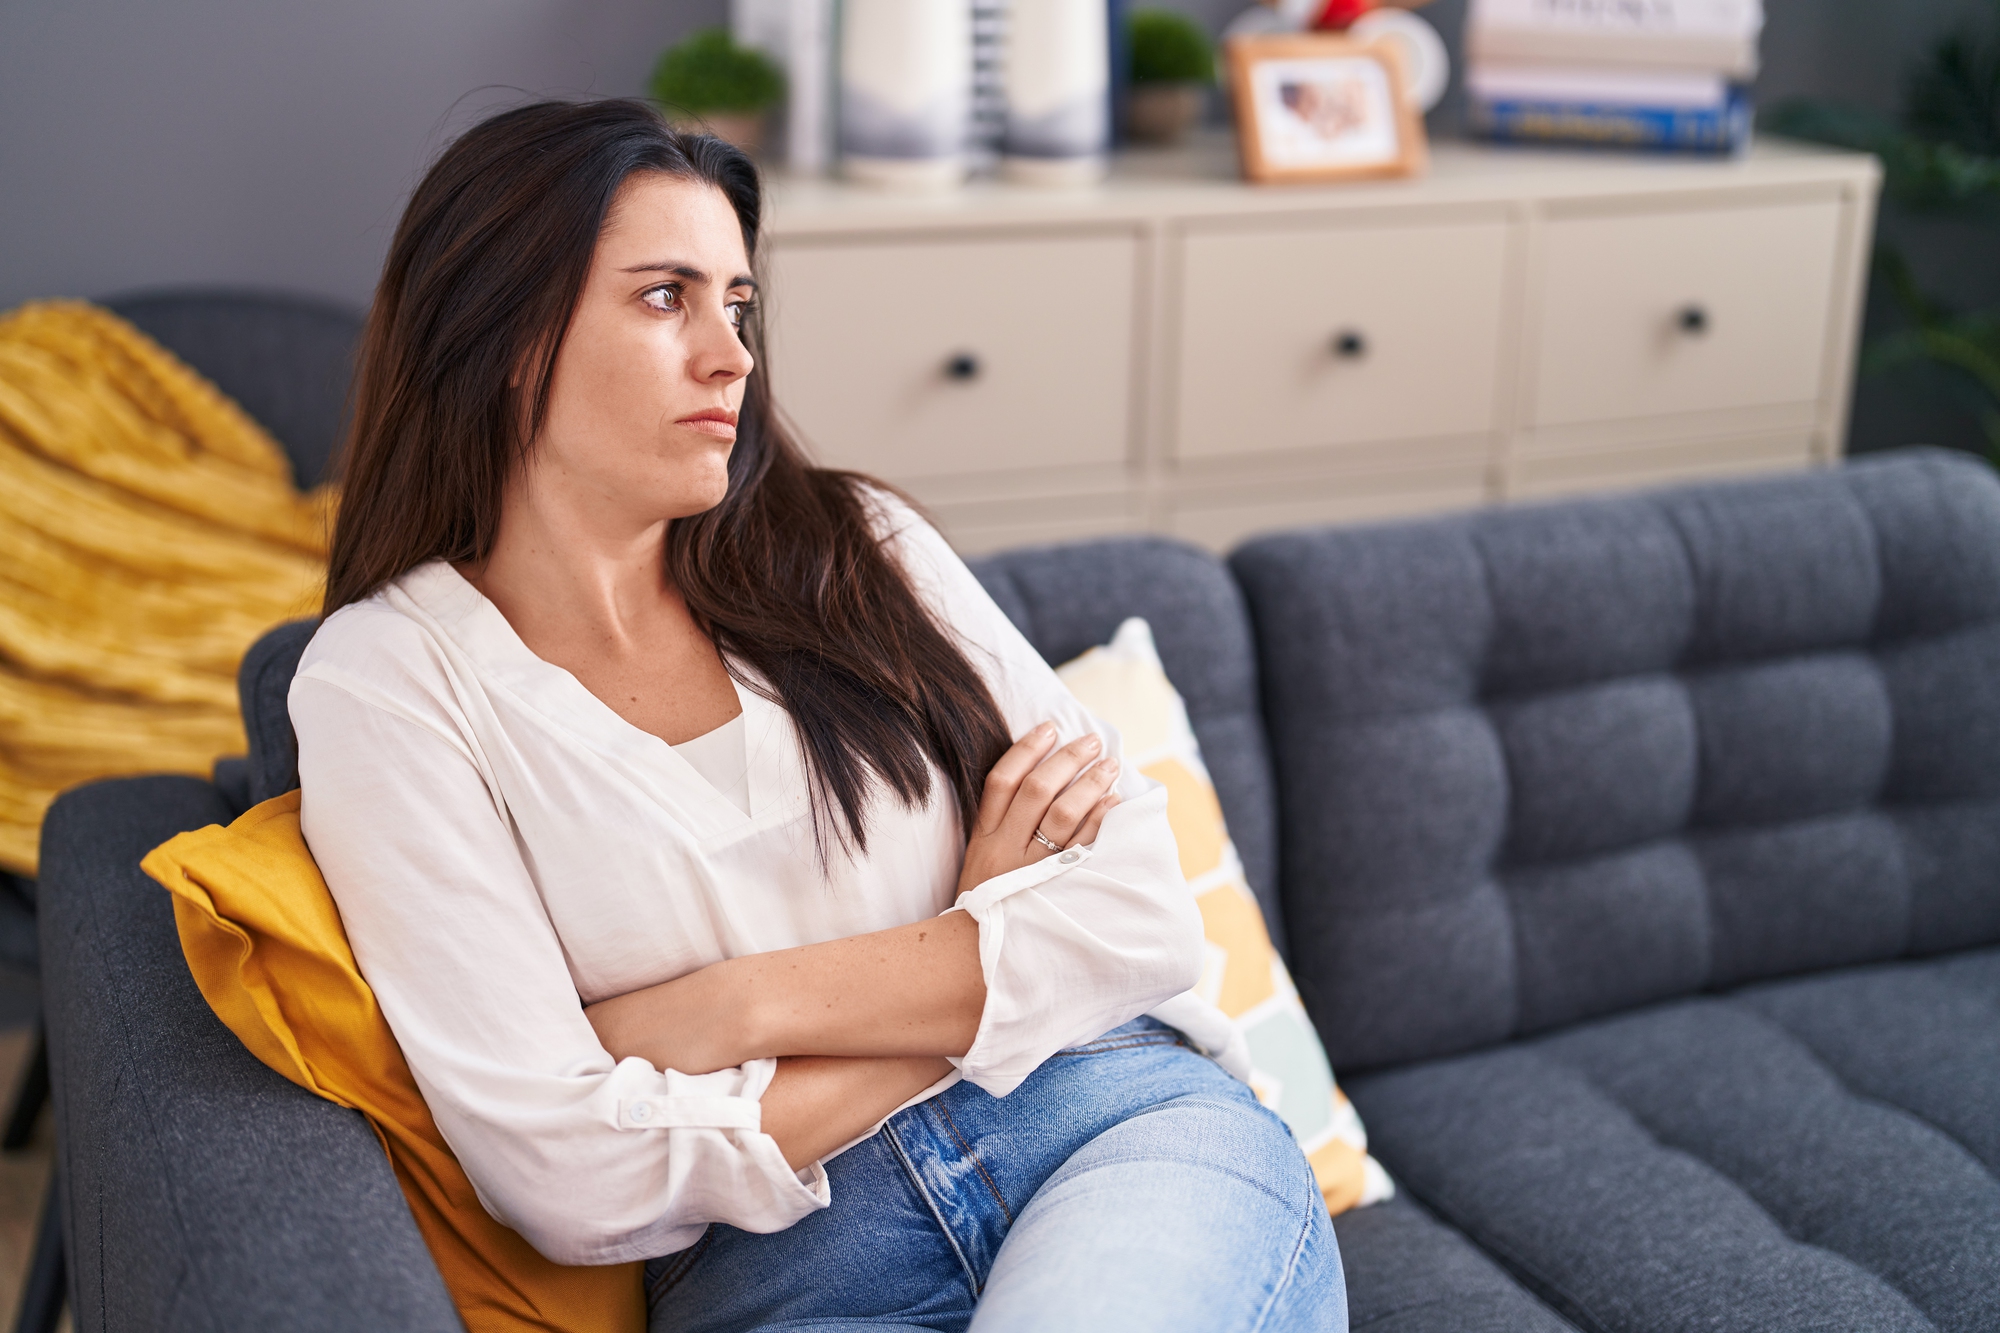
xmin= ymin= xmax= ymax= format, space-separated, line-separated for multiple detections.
xmin=970 ymin=537 xmax=1284 ymax=949
xmin=106 ymin=288 xmax=363 ymax=490
xmin=239 ymin=619 xmax=319 ymax=807
xmin=1231 ymin=449 xmax=2000 ymax=1073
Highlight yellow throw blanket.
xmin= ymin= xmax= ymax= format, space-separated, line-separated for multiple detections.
xmin=0 ymin=300 xmax=331 ymax=874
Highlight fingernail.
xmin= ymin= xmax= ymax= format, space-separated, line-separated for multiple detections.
xmin=1083 ymin=734 xmax=1102 ymax=752
xmin=1036 ymin=722 xmax=1056 ymax=738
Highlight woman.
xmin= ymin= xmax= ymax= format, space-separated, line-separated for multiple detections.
xmin=294 ymin=98 xmax=1345 ymax=1332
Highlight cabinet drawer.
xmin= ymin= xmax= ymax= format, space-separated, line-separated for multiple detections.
xmin=764 ymin=231 xmax=1137 ymax=481
xmin=1531 ymin=200 xmax=1843 ymax=427
xmin=1173 ymin=218 xmax=1510 ymax=461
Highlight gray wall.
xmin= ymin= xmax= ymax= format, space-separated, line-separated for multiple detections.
xmin=0 ymin=0 xmax=727 ymax=311
xmin=1 ymin=0 xmax=1990 ymax=454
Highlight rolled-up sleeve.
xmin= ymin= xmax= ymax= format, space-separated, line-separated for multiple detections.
xmin=874 ymin=499 xmax=1208 ymax=1096
xmin=293 ymin=672 xmax=826 ymax=1265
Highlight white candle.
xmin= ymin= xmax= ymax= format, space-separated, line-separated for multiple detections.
xmin=840 ymin=0 xmax=973 ymax=189
xmin=1003 ymin=0 xmax=1110 ymax=186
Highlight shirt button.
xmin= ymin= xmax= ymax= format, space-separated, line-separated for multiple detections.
xmin=628 ymin=1100 xmax=654 ymax=1124
xmin=1059 ymin=850 xmax=1081 ymax=865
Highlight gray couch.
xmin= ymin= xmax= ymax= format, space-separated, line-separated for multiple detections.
xmin=33 ymin=294 xmax=2000 ymax=1331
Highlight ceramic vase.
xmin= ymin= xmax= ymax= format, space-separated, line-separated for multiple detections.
xmin=840 ymin=0 xmax=972 ymax=189
xmin=1003 ymin=0 xmax=1110 ymax=186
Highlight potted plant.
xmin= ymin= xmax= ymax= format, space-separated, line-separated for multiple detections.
xmin=649 ymin=27 xmax=786 ymax=156
xmin=1126 ymin=9 xmax=1214 ymax=146
xmin=1765 ymin=0 xmax=2000 ymax=464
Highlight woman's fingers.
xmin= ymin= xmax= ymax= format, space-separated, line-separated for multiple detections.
xmin=1037 ymin=757 xmax=1120 ymax=848
xmin=977 ymin=723 xmax=1058 ymax=833
xmin=1068 ymin=790 xmax=1122 ymax=850
xmin=1002 ymin=733 xmax=1104 ymax=845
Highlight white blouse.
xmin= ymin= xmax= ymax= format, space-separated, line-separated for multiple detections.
xmin=291 ymin=494 xmax=1232 ymax=1266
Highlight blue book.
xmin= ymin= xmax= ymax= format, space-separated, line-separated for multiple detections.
xmin=1468 ymin=87 xmax=1753 ymax=154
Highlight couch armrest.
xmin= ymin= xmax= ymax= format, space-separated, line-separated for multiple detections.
xmin=39 ymin=777 xmax=464 ymax=1333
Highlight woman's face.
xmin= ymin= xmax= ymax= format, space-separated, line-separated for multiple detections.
xmin=530 ymin=172 xmax=756 ymax=530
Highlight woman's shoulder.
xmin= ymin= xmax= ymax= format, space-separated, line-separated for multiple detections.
xmin=295 ymin=561 xmax=469 ymax=706
xmin=847 ymin=478 xmax=961 ymax=581
xmin=849 ymin=477 xmax=927 ymax=543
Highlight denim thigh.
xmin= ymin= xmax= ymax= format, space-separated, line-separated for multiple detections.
xmin=645 ymin=1019 xmax=1292 ymax=1333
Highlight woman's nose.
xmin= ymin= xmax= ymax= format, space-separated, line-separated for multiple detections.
xmin=695 ymin=311 xmax=754 ymax=383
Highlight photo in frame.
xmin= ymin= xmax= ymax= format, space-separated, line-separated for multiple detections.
xmin=1226 ymin=33 xmax=1429 ymax=184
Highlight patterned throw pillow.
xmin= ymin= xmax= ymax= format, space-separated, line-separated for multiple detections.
xmin=1057 ymin=618 xmax=1393 ymax=1215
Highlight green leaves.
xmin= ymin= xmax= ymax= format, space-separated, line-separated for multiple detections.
xmin=649 ymin=28 xmax=786 ymax=116
xmin=1129 ymin=8 xmax=1214 ymax=86
xmin=1759 ymin=2 xmax=2000 ymax=463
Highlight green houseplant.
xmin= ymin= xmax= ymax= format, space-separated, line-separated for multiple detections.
xmin=1126 ymin=9 xmax=1214 ymax=145
xmin=1765 ymin=0 xmax=2000 ymax=463
xmin=648 ymin=27 xmax=786 ymax=156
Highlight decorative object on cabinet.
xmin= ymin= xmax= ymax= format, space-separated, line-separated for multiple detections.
xmin=1227 ymin=34 xmax=1427 ymax=183
xmin=730 ymin=0 xmax=837 ymax=174
xmin=760 ymin=134 xmax=1879 ymax=555
xmin=1463 ymin=0 xmax=1762 ymax=153
xmin=839 ymin=0 xmax=973 ymax=189
xmin=1126 ymin=9 xmax=1215 ymax=146
xmin=648 ymin=27 xmax=786 ymax=155
xmin=1346 ymin=8 xmax=1449 ymax=112
xmin=1221 ymin=0 xmax=1439 ymax=40
xmin=1003 ymin=0 xmax=1113 ymax=185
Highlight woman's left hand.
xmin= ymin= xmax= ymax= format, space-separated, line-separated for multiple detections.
xmin=584 ymin=908 xmax=988 ymax=1074
xmin=584 ymin=960 xmax=756 ymax=1075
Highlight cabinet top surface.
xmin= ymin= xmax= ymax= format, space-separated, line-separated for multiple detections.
xmin=765 ymin=134 xmax=1880 ymax=239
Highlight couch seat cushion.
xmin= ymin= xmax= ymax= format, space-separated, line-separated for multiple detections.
xmin=1346 ymin=948 xmax=2000 ymax=1333
xmin=1333 ymin=1194 xmax=1577 ymax=1331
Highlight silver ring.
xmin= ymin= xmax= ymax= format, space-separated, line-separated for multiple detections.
xmin=1030 ymin=828 xmax=1064 ymax=853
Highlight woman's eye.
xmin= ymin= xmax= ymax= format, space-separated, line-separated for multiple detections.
xmin=642 ymin=285 xmax=681 ymax=314
xmin=726 ymin=300 xmax=753 ymax=330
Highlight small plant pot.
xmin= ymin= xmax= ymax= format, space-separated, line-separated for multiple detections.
xmin=672 ymin=111 xmax=768 ymax=157
xmin=1124 ymin=83 xmax=1206 ymax=146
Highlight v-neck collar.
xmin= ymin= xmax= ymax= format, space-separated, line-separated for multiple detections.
xmin=396 ymin=560 xmax=791 ymax=834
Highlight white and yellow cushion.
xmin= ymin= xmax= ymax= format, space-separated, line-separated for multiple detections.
xmin=1058 ymin=617 xmax=1393 ymax=1215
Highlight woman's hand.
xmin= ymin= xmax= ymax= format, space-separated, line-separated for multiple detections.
xmin=586 ymin=912 xmax=987 ymax=1074
xmin=585 ymin=961 xmax=753 ymax=1076
xmin=956 ymin=722 xmax=1121 ymax=898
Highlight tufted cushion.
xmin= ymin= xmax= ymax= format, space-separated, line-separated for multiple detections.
xmin=1232 ymin=449 xmax=2000 ymax=1071
xmin=1331 ymin=1193 xmax=1576 ymax=1332
xmin=970 ymin=537 xmax=1285 ymax=954
xmin=1345 ymin=947 xmax=2000 ymax=1333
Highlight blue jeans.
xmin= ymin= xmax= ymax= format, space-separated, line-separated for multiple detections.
xmin=645 ymin=1018 xmax=1347 ymax=1332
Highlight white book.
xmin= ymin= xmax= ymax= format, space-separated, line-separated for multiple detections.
xmin=1467 ymin=61 xmax=1729 ymax=109
xmin=731 ymin=0 xmax=836 ymax=174
xmin=1467 ymin=0 xmax=1764 ymax=77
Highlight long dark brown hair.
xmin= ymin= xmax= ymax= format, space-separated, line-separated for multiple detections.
xmin=326 ymin=98 xmax=1010 ymax=853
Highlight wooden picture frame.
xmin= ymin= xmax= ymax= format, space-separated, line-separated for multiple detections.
xmin=1226 ymin=33 xmax=1429 ymax=184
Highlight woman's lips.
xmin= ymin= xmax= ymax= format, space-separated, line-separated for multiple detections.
xmin=677 ymin=410 xmax=737 ymax=439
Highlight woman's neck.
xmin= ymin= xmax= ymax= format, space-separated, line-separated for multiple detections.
xmin=454 ymin=466 xmax=743 ymax=747
xmin=462 ymin=467 xmax=678 ymax=653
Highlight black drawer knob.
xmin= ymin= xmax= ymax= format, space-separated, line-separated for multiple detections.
xmin=944 ymin=352 xmax=981 ymax=381
xmin=1332 ymin=329 xmax=1368 ymax=359
xmin=1676 ymin=305 xmax=1710 ymax=336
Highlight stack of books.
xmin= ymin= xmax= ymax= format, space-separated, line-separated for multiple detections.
xmin=1464 ymin=0 xmax=1763 ymax=154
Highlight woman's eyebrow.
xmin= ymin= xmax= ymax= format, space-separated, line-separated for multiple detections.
xmin=620 ymin=262 xmax=759 ymax=292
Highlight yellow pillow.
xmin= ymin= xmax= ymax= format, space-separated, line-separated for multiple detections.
xmin=1058 ymin=618 xmax=1393 ymax=1216
xmin=142 ymin=791 xmax=644 ymax=1333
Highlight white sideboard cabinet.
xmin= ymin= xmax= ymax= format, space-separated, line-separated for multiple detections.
xmin=762 ymin=135 xmax=1880 ymax=554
